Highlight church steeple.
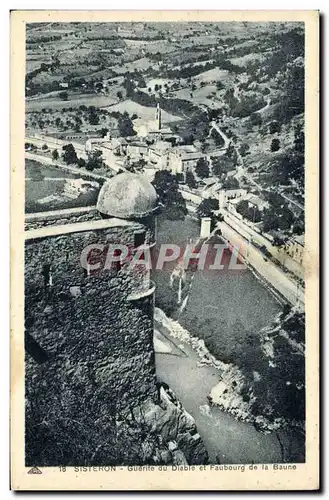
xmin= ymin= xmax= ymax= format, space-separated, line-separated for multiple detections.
xmin=155 ymin=103 xmax=161 ymax=130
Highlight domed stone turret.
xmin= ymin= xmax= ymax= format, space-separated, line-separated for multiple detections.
xmin=96 ymin=172 xmax=158 ymax=219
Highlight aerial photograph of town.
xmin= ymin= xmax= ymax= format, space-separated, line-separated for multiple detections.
xmin=24 ymin=20 xmax=305 ymax=468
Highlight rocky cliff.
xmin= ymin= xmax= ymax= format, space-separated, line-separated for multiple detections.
xmin=129 ymin=384 xmax=208 ymax=466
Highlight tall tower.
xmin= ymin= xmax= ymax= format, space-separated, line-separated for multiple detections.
xmin=155 ymin=103 xmax=162 ymax=131
xmin=200 ymin=217 xmax=212 ymax=238
xmin=24 ymin=173 xmax=160 ymax=466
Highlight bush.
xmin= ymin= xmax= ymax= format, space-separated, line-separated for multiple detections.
xmin=52 ymin=149 xmax=59 ymax=161
xmin=77 ymin=158 xmax=86 ymax=168
xmin=239 ymin=143 xmax=250 ymax=157
xmin=195 ymin=158 xmax=210 ymax=179
xmin=152 ymin=171 xmax=187 ymax=221
xmin=185 ymin=170 xmax=197 ymax=189
xmin=58 ymin=91 xmax=68 ymax=101
xmin=236 ymin=199 xmax=262 ymax=223
xmin=269 ymin=121 xmax=281 ymax=134
xmin=249 ymin=112 xmax=262 ymax=127
xmin=271 ymin=138 xmax=281 ymax=152
xmin=62 ymin=144 xmax=78 ymax=165
xmin=85 ymin=150 xmax=103 ymax=171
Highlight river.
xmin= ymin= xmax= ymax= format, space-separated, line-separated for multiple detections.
xmin=154 ymin=216 xmax=305 ymax=464
xmin=154 ymin=216 xmax=281 ymax=337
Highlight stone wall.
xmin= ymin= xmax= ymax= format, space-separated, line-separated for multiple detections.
xmin=25 ymin=216 xmax=158 ymax=466
xmin=25 ymin=207 xmax=101 ymax=230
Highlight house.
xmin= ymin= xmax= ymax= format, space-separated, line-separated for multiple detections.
xmin=218 ymin=188 xmax=247 ymax=208
xmin=227 ymin=193 xmax=269 ymax=215
xmin=90 ymin=138 xmax=128 ymax=172
xmin=167 ymin=145 xmax=206 ymax=175
xmin=148 ymin=140 xmax=172 ymax=169
xmin=244 ymin=194 xmax=270 ymax=212
xmin=126 ymin=141 xmax=149 ymax=160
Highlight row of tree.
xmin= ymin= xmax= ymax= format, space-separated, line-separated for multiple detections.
xmin=51 ymin=144 xmax=105 ymax=172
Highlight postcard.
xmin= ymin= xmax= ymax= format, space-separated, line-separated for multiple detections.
xmin=10 ymin=9 xmax=319 ymax=491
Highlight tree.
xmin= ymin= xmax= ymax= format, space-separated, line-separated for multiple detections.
xmin=77 ymin=157 xmax=86 ymax=168
xmin=249 ymin=112 xmax=262 ymax=127
xmin=58 ymin=91 xmax=68 ymax=101
xmin=211 ymin=158 xmax=224 ymax=178
xmin=196 ymin=198 xmax=220 ymax=230
xmin=85 ymin=150 xmax=104 ymax=171
xmin=216 ymin=81 xmax=224 ymax=91
xmin=195 ymin=158 xmax=210 ymax=179
xmin=118 ymin=115 xmax=136 ymax=138
xmin=292 ymin=219 xmax=305 ymax=235
xmin=239 ymin=143 xmax=250 ymax=157
xmin=154 ymin=280 xmax=178 ymax=316
xmin=88 ymin=106 xmax=99 ymax=126
xmin=226 ymin=142 xmax=238 ymax=166
xmin=52 ymin=149 xmax=59 ymax=161
xmin=262 ymin=210 xmax=279 ymax=232
xmin=62 ymin=144 xmax=78 ymax=165
xmin=250 ymin=312 xmax=305 ymax=422
xmin=130 ymin=158 xmax=147 ymax=172
xmin=236 ymin=199 xmax=249 ymax=218
xmin=273 ymin=236 xmax=286 ymax=246
xmin=221 ymin=176 xmax=239 ymax=189
xmin=186 ymin=170 xmax=197 ymax=189
xmin=117 ymin=91 xmax=123 ymax=100
xmin=294 ymin=124 xmax=304 ymax=153
xmin=230 ymin=91 xmax=265 ymax=118
xmin=41 ymin=144 xmax=48 ymax=151
xmin=100 ymin=128 xmax=109 ymax=138
xmin=269 ymin=120 xmax=281 ymax=134
xmin=236 ymin=199 xmax=262 ymax=223
xmin=271 ymin=138 xmax=281 ymax=152
xmin=152 ymin=170 xmax=187 ymax=220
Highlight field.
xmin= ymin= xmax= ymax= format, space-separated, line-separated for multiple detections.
xmin=105 ymin=99 xmax=183 ymax=123
xmin=192 ymin=68 xmax=230 ymax=84
xmin=230 ymin=52 xmax=267 ymax=67
xmin=25 ymin=159 xmax=100 ymax=213
xmin=172 ymin=84 xmax=219 ymax=108
xmin=144 ymin=78 xmax=173 ymax=91
xmin=113 ymin=57 xmax=159 ymax=74
xmin=26 ymin=94 xmax=118 ymax=112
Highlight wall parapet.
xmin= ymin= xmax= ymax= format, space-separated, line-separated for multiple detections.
xmin=25 ymin=205 xmax=96 ymax=223
xmin=25 ymin=216 xmax=137 ymax=241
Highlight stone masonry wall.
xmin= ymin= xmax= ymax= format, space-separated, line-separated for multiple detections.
xmin=25 ymin=218 xmax=158 ymax=466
